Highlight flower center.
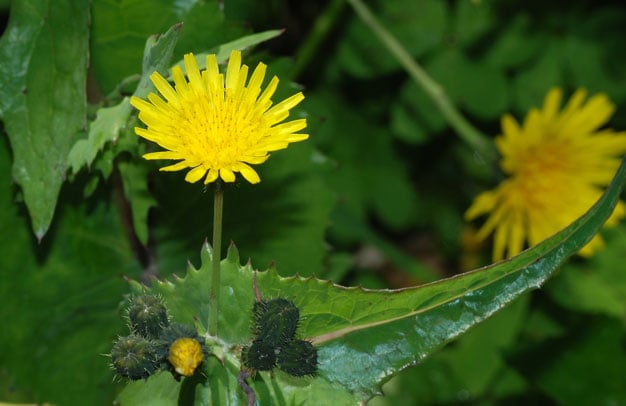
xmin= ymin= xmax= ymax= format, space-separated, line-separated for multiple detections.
xmin=508 ymin=140 xmax=576 ymax=211
xmin=178 ymin=90 xmax=268 ymax=168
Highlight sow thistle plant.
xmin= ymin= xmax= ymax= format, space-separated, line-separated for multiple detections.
xmin=100 ymin=15 xmax=626 ymax=406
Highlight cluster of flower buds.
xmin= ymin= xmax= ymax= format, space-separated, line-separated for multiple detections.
xmin=242 ymin=298 xmax=317 ymax=377
xmin=110 ymin=294 xmax=206 ymax=381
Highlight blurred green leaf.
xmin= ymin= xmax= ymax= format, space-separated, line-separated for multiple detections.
xmin=119 ymin=159 xmax=156 ymax=246
xmin=547 ymin=224 xmax=626 ymax=318
xmin=150 ymin=140 xmax=335 ymax=278
xmin=338 ymin=0 xmax=448 ymax=78
xmin=513 ymin=317 xmax=626 ymax=405
xmin=426 ymin=49 xmax=509 ymax=120
xmin=512 ymin=43 xmax=563 ymax=113
xmin=0 ymin=0 xmax=89 ymax=238
xmin=91 ymin=0 xmax=248 ymax=94
xmin=564 ymin=37 xmax=619 ymax=99
xmin=390 ymin=79 xmax=447 ymax=145
xmin=484 ymin=14 xmax=540 ymax=70
xmin=172 ymin=29 xmax=284 ymax=72
xmin=119 ymin=158 xmax=626 ymax=403
xmin=90 ymin=0 xmax=194 ymax=94
xmin=453 ymin=0 xmax=494 ymax=47
xmin=0 ymin=139 xmax=141 ymax=404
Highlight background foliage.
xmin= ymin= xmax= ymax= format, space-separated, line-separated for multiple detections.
xmin=1 ymin=0 xmax=626 ymax=404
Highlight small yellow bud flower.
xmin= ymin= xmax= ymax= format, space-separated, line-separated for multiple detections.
xmin=168 ymin=337 xmax=204 ymax=377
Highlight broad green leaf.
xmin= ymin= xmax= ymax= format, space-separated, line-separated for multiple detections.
xmin=118 ymin=158 xmax=626 ymax=403
xmin=0 ymin=0 xmax=89 ymax=239
xmin=0 ymin=136 xmax=141 ymax=404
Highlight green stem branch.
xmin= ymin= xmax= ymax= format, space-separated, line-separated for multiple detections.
xmin=346 ymin=0 xmax=496 ymax=163
xmin=209 ymin=181 xmax=224 ymax=336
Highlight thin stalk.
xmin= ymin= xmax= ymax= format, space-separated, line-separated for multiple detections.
xmin=209 ymin=181 xmax=224 ymax=336
xmin=346 ymin=0 xmax=496 ymax=163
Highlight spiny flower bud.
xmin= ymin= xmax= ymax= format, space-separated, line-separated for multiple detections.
xmin=276 ymin=340 xmax=317 ymax=377
xmin=110 ymin=335 xmax=159 ymax=380
xmin=252 ymin=298 xmax=299 ymax=347
xmin=242 ymin=340 xmax=276 ymax=371
xmin=127 ymin=294 xmax=169 ymax=339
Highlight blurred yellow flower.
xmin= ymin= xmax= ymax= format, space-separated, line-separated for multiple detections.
xmin=131 ymin=50 xmax=308 ymax=184
xmin=466 ymin=87 xmax=626 ymax=261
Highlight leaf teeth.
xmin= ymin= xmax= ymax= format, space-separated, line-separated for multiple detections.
xmin=226 ymin=242 xmax=240 ymax=263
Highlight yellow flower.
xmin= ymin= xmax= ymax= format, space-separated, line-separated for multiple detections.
xmin=130 ymin=50 xmax=308 ymax=184
xmin=465 ymin=87 xmax=626 ymax=261
xmin=168 ymin=337 xmax=204 ymax=377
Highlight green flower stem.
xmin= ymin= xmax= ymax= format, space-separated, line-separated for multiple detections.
xmin=209 ymin=181 xmax=224 ymax=336
xmin=346 ymin=0 xmax=496 ymax=163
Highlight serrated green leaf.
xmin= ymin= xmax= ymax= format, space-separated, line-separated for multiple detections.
xmin=0 ymin=0 xmax=89 ymax=239
xmin=135 ymin=23 xmax=183 ymax=98
xmin=67 ymin=98 xmax=132 ymax=174
xmin=117 ymin=158 xmax=626 ymax=403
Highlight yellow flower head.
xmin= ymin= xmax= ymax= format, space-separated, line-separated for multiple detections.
xmin=466 ymin=87 xmax=626 ymax=261
xmin=168 ymin=337 xmax=204 ymax=377
xmin=130 ymin=50 xmax=308 ymax=184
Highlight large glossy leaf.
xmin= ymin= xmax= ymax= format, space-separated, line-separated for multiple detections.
xmin=118 ymin=159 xmax=626 ymax=404
xmin=0 ymin=0 xmax=89 ymax=239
